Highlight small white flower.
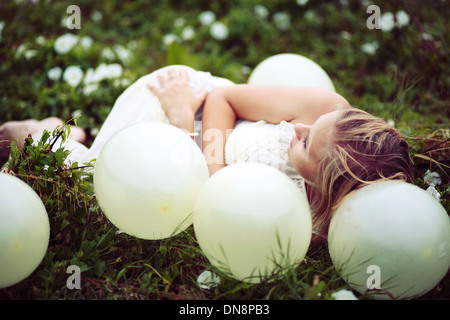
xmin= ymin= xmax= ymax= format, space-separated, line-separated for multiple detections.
xmin=395 ymin=10 xmax=410 ymax=28
xmin=92 ymin=64 xmax=109 ymax=82
xmin=162 ymin=33 xmax=179 ymax=46
xmin=80 ymin=36 xmax=93 ymax=50
xmin=241 ymin=65 xmax=251 ymax=75
xmin=127 ymin=40 xmax=138 ymax=49
xmin=421 ymin=33 xmax=433 ymax=41
xmin=60 ymin=17 xmax=67 ymax=28
xmin=90 ymin=127 xmax=99 ymax=137
xmin=113 ymin=44 xmax=132 ymax=65
xmin=361 ymin=41 xmax=379 ymax=55
xmin=63 ymin=65 xmax=83 ymax=87
xmin=296 ymin=0 xmax=309 ymax=6
xmin=48 ymin=66 xmax=62 ymax=81
xmin=304 ymin=10 xmax=317 ymax=22
xmin=16 ymin=43 xmax=27 ymax=57
xmin=90 ymin=63 xmax=122 ymax=82
xmin=387 ymin=119 xmax=395 ymax=127
xmin=24 ymin=49 xmax=38 ymax=60
xmin=83 ymin=68 xmax=96 ymax=84
xmin=424 ymin=170 xmax=442 ymax=187
xmin=174 ymin=17 xmax=186 ymax=28
xmin=273 ymin=11 xmax=291 ymax=31
xmin=198 ymin=10 xmax=216 ymax=26
xmin=71 ymin=109 xmax=83 ymax=119
xmin=101 ymin=47 xmax=116 ymax=61
xmin=91 ymin=11 xmax=103 ymax=23
xmin=210 ymin=21 xmax=229 ymax=41
xmin=331 ymin=289 xmax=358 ymax=300
xmin=340 ymin=31 xmax=352 ymax=41
xmin=54 ymin=33 xmax=78 ymax=55
xmin=254 ymin=5 xmax=269 ymax=20
xmin=197 ymin=270 xmax=220 ymax=290
xmin=36 ymin=36 xmax=46 ymax=46
xmin=380 ymin=12 xmax=395 ymax=32
xmin=83 ymin=83 xmax=99 ymax=96
xmin=107 ymin=63 xmax=123 ymax=79
xmin=113 ymin=78 xmax=131 ymax=87
xmin=426 ymin=186 xmax=441 ymax=201
xmin=0 ymin=21 xmax=5 ymax=41
xmin=181 ymin=26 xmax=195 ymax=41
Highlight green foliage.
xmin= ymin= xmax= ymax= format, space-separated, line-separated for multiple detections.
xmin=0 ymin=0 xmax=448 ymax=300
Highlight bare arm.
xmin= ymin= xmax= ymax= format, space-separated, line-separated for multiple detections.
xmin=201 ymin=85 xmax=349 ymax=175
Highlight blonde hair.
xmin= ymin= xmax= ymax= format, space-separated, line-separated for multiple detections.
xmin=307 ymin=106 xmax=414 ymax=243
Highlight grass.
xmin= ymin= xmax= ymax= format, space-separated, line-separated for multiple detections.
xmin=0 ymin=0 xmax=449 ymax=301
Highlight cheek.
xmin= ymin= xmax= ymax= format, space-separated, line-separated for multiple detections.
xmin=289 ymin=147 xmax=306 ymax=174
xmin=288 ymin=147 xmax=316 ymax=180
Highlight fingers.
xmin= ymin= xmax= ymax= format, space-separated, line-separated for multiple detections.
xmin=164 ymin=69 xmax=190 ymax=82
xmin=147 ymin=69 xmax=192 ymax=97
xmin=146 ymin=82 xmax=161 ymax=95
xmin=179 ymin=70 xmax=189 ymax=81
xmin=167 ymin=69 xmax=178 ymax=79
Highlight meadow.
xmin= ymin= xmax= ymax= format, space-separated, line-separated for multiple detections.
xmin=0 ymin=0 xmax=448 ymax=301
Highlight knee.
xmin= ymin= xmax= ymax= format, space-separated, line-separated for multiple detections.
xmin=69 ymin=126 xmax=86 ymax=144
xmin=0 ymin=124 xmax=13 ymax=163
xmin=0 ymin=122 xmax=15 ymax=143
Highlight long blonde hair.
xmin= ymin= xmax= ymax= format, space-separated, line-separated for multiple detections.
xmin=307 ymin=106 xmax=414 ymax=243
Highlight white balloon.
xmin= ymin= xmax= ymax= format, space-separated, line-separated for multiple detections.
xmin=248 ymin=53 xmax=336 ymax=91
xmin=193 ymin=162 xmax=312 ymax=283
xmin=0 ymin=172 xmax=50 ymax=289
xmin=93 ymin=122 xmax=209 ymax=240
xmin=328 ymin=181 xmax=450 ymax=299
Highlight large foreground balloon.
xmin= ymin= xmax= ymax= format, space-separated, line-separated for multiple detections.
xmin=328 ymin=181 xmax=450 ymax=299
xmin=247 ymin=53 xmax=336 ymax=91
xmin=0 ymin=172 xmax=50 ymax=288
xmin=193 ymin=162 xmax=312 ymax=283
xmin=94 ymin=122 xmax=209 ymax=240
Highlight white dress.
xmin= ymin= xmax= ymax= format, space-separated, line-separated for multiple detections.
xmin=225 ymin=119 xmax=306 ymax=194
xmin=45 ymin=65 xmax=306 ymax=195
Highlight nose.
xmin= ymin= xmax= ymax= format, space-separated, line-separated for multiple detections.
xmin=293 ymin=123 xmax=311 ymax=140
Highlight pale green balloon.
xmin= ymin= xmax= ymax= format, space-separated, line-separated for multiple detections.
xmin=247 ymin=53 xmax=336 ymax=92
xmin=93 ymin=122 xmax=209 ymax=240
xmin=0 ymin=172 xmax=50 ymax=289
xmin=193 ymin=162 xmax=312 ymax=283
xmin=328 ymin=181 xmax=450 ymax=299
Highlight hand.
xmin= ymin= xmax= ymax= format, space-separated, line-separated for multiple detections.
xmin=146 ymin=69 xmax=208 ymax=122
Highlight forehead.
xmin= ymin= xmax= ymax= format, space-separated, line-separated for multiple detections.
xmin=309 ymin=111 xmax=339 ymax=160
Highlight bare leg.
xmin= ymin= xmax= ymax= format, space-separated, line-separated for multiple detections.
xmin=0 ymin=117 xmax=86 ymax=161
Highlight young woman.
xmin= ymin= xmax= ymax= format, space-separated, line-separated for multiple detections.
xmin=147 ymin=68 xmax=414 ymax=242
xmin=0 ymin=65 xmax=414 ymax=242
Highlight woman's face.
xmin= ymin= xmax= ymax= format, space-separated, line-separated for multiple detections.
xmin=288 ymin=110 xmax=340 ymax=181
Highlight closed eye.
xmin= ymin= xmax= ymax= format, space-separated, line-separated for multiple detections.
xmin=303 ymin=135 xmax=308 ymax=149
